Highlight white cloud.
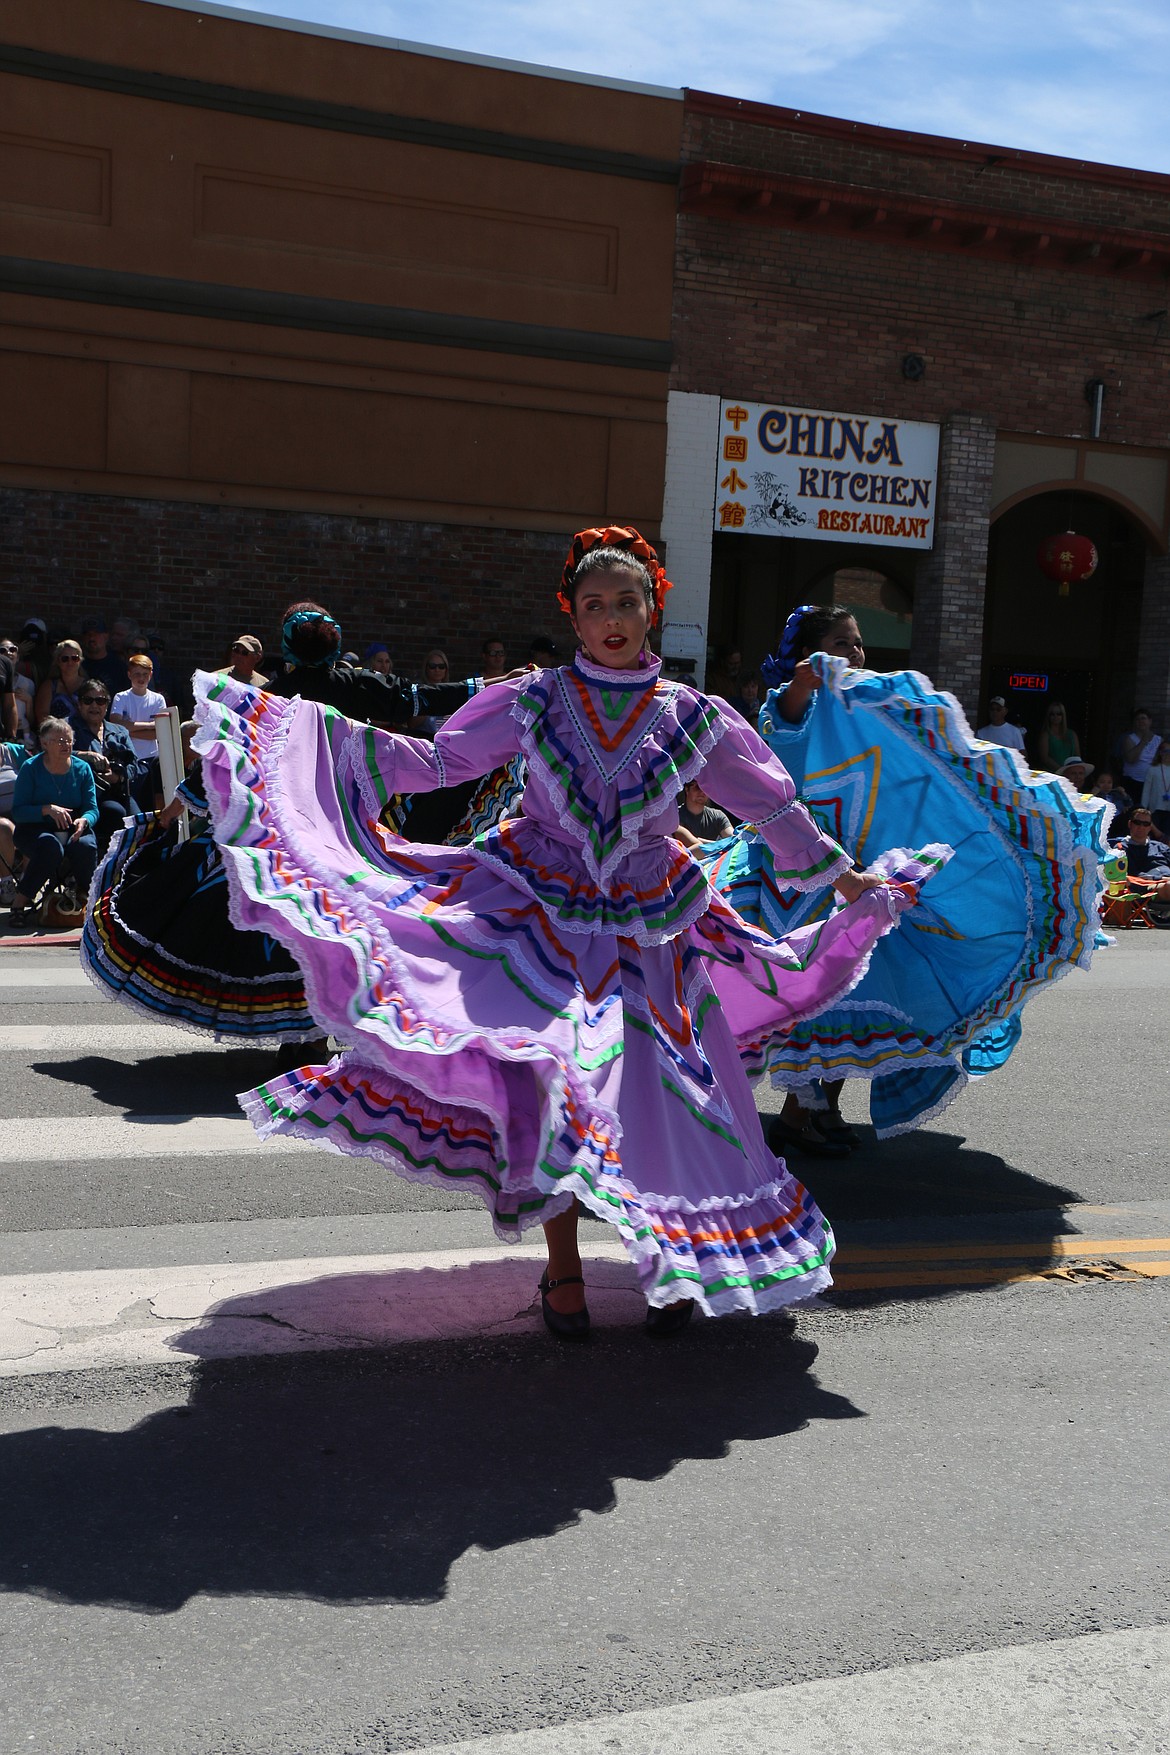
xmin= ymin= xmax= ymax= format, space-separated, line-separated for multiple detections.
xmin=234 ymin=0 xmax=1170 ymax=172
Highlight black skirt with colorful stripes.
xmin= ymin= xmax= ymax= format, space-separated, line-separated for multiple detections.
xmin=83 ymin=814 xmax=316 ymax=1041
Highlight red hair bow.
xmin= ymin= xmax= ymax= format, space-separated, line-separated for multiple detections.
xmin=558 ymin=525 xmax=673 ymax=626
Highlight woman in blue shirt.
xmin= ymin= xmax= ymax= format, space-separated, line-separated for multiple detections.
xmin=10 ymin=716 xmax=99 ymax=917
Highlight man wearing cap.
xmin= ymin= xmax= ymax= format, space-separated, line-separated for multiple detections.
xmin=977 ymin=696 xmax=1027 ymax=755
xmin=80 ymin=617 xmax=130 ymax=696
xmin=219 ymin=635 xmax=267 ymax=688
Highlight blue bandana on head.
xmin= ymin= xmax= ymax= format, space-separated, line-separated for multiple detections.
xmin=282 ymin=610 xmax=341 ymax=668
xmin=760 ymin=604 xmax=820 ymax=688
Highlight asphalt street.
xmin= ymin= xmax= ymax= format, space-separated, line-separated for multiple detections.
xmin=0 ymin=935 xmax=1168 ymax=1754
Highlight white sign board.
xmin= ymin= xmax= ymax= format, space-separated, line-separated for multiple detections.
xmin=713 ymin=400 xmax=940 ymax=550
xmin=659 ymin=619 xmax=706 ymax=661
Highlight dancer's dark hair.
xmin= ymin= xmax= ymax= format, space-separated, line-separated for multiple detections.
xmin=761 ymin=604 xmax=855 ymax=687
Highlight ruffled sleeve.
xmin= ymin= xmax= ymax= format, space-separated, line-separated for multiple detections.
xmin=700 ymin=703 xmax=850 ymax=892
xmin=355 ymin=678 xmax=524 ymax=797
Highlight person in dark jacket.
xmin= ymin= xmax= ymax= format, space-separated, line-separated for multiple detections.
xmin=268 ymin=602 xmax=483 ymax=728
xmin=71 ymin=682 xmax=152 ymax=847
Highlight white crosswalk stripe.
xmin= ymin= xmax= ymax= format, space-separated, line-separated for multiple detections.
xmin=0 ymin=1113 xmax=322 ymax=1162
xmin=0 ymin=966 xmax=642 ymax=1377
xmin=1 ymin=1025 xmax=241 ymax=1052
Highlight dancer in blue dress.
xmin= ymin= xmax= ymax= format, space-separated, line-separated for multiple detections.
xmin=699 ymin=603 xmax=1112 ymax=1146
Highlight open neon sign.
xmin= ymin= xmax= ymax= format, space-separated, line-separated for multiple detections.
xmin=1008 ymin=672 xmax=1050 ymax=693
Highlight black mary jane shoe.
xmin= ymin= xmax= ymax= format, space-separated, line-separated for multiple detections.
xmin=645 ymin=1298 xmax=695 ymax=1338
xmin=539 ymin=1271 xmax=590 ymax=1340
xmin=817 ymin=1113 xmax=861 ymax=1151
xmin=767 ymin=1115 xmax=851 ymax=1160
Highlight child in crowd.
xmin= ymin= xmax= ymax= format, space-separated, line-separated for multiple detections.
xmin=110 ymin=655 xmax=168 ymax=760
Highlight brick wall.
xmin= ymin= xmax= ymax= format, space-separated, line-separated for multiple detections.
xmin=0 ymin=489 xmax=570 ymax=685
xmin=683 ymin=107 xmax=1170 ymax=236
xmin=1137 ymin=551 xmax=1170 ymax=726
xmin=910 ymin=414 xmax=998 ymax=713
xmin=674 ymin=110 xmax=1170 ymax=448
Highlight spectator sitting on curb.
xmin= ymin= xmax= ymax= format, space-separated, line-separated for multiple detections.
xmin=976 ymin=695 xmax=1027 ymax=754
xmin=71 ymin=682 xmax=150 ymax=847
xmin=8 ymin=717 xmax=99 ymax=918
xmin=677 ymin=778 xmax=734 ymax=842
xmin=219 ymin=635 xmax=268 ymax=688
xmin=1113 ymin=809 xmax=1170 ymax=884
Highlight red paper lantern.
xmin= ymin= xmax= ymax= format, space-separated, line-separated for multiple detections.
xmin=1037 ymin=530 xmax=1098 ymax=597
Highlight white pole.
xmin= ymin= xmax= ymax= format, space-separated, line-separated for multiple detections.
xmin=154 ymin=707 xmax=189 ymax=843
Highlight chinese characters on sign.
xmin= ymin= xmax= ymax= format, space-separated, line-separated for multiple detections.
xmin=713 ymin=401 xmax=941 ymax=550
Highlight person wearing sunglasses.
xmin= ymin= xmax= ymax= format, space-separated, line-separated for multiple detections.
xmin=33 ymin=640 xmax=88 ymax=727
xmin=71 ymin=683 xmax=145 ymax=849
xmin=1113 ymin=809 xmax=1170 ymax=885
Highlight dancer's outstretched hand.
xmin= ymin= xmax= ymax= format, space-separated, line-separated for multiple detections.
xmin=833 ymin=868 xmax=886 ymax=905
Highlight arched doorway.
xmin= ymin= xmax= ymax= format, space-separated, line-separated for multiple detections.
xmin=707 ymin=531 xmax=916 ymax=678
xmin=985 ymin=489 xmax=1149 ymax=767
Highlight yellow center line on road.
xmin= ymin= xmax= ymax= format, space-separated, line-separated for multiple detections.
xmin=830 ymin=1236 xmax=1170 ymax=1291
xmin=837 ymin=1236 xmax=1170 ymax=1264
xmin=832 ymin=1261 xmax=1170 ymax=1291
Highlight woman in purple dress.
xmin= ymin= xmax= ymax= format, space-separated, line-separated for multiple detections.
xmin=194 ymin=529 xmax=931 ymax=1338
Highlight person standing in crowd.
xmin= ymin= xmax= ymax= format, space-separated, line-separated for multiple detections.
xmin=415 ymin=648 xmax=454 ymax=738
xmin=1123 ymin=709 xmax=1163 ymax=806
xmin=110 ymin=655 xmax=168 ymax=759
xmin=707 ymin=646 xmax=743 ymax=700
xmin=79 ymin=618 xmax=129 ymax=696
xmin=268 ymin=603 xmax=482 ymax=727
xmin=2 ymin=637 xmax=35 ymax=744
xmin=108 ymin=615 xmax=142 ymax=666
xmin=1092 ymin=770 xmax=1132 ymax=817
xmin=528 ymin=635 xmax=562 ymax=667
xmin=726 ymin=671 xmax=762 ymax=724
xmin=1141 ymin=738 xmax=1170 ymax=836
xmin=1037 ymin=700 xmax=1081 ymax=772
xmin=0 ymin=638 xmax=16 ymax=742
xmin=8 ymin=716 xmax=99 ymax=919
xmin=976 ymin=695 xmax=1027 ymax=755
xmin=17 ymin=618 xmax=51 ymax=691
xmin=145 ymin=632 xmax=180 ymax=706
xmin=219 ymin=635 xmax=267 ymax=688
xmin=480 ymin=636 xmax=508 ymax=679
xmin=363 ymin=642 xmax=392 ymax=676
xmin=34 ymin=640 xmax=88 ymax=726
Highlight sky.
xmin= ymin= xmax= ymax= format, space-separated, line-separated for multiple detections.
xmin=213 ymin=0 xmax=1170 ymax=174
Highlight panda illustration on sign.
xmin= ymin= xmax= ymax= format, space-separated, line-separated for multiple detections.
xmin=749 ymin=472 xmax=809 ymax=530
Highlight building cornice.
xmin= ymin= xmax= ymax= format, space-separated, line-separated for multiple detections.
xmin=680 ymin=162 xmax=1170 ymax=283
xmin=686 ymin=89 xmax=1170 ymax=200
